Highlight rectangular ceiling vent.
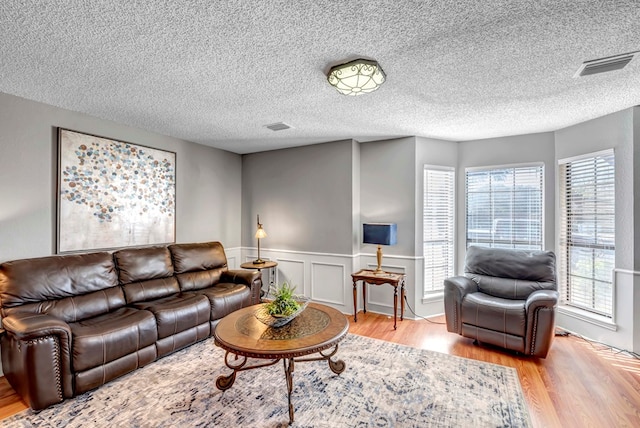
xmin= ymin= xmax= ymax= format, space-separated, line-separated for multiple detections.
xmin=574 ymin=51 xmax=637 ymax=77
xmin=265 ymin=122 xmax=292 ymax=131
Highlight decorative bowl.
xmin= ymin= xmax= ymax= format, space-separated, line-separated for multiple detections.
xmin=254 ymin=298 xmax=309 ymax=328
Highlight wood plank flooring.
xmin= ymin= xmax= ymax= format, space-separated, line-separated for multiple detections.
xmin=1 ymin=311 xmax=639 ymax=426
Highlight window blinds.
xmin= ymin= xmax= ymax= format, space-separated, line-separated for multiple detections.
xmin=465 ymin=165 xmax=543 ymax=250
xmin=423 ymin=167 xmax=455 ymax=295
xmin=559 ymin=150 xmax=615 ymax=317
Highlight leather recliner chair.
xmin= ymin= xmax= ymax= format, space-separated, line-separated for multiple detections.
xmin=444 ymin=246 xmax=559 ymax=358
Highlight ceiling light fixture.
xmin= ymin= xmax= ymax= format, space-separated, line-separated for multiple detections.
xmin=327 ymin=58 xmax=386 ymax=96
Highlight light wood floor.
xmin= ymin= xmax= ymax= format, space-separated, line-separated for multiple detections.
xmin=1 ymin=311 xmax=639 ymax=426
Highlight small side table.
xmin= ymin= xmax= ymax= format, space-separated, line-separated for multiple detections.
xmin=240 ymin=260 xmax=278 ymax=297
xmin=351 ymin=269 xmax=406 ymax=329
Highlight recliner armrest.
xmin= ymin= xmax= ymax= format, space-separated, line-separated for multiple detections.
xmin=444 ymin=276 xmax=478 ymax=297
xmin=443 ymin=276 xmax=478 ymax=334
xmin=524 ymin=289 xmax=559 ymax=358
xmin=525 ymin=289 xmax=559 ymax=311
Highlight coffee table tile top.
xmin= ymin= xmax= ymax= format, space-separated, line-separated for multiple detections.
xmin=238 ymin=305 xmax=330 ymax=340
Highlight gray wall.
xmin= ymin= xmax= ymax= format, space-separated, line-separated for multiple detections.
xmin=241 ymin=139 xmax=357 ymax=255
xmin=360 ymin=137 xmax=416 ymax=257
xmin=0 ymin=92 xmax=242 ymax=262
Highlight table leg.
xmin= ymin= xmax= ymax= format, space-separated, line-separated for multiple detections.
xmin=352 ymin=279 xmax=358 ymax=322
xmin=216 ymin=351 xmax=280 ymax=392
xmin=401 ymin=278 xmax=405 ymax=321
xmin=283 ymin=358 xmax=295 ymax=424
xmin=296 ymin=344 xmax=346 ymax=375
xmin=270 ymin=266 xmax=276 ymax=288
xmin=362 ymin=281 xmax=367 ymax=314
xmin=393 ymin=285 xmax=398 ymax=330
xmin=216 ymin=371 xmax=237 ymax=390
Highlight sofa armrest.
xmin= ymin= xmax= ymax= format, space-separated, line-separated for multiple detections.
xmin=443 ymin=276 xmax=478 ymax=334
xmin=222 ymin=269 xmax=260 ymax=286
xmin=222 ymin=269 xmax=263 ymax=304
xmin=525 ymin=289 xmax=559 ymax=358
xmin=2 ymin=312 xmax=72 ymax=341
xmin=1 ymin=312 xmax=73 ymax=409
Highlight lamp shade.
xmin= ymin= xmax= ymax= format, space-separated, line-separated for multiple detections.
xmin=255 ymin=227 xmax=267 ymax=239
xmin=363 ymin=223 xmax=397 ymax=246
xmin=327 ymin=59 xmax=386 ymax=96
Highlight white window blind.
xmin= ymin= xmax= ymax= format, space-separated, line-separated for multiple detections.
xmin=423 ymin=167 xmax=455 ymax=296
xmin=559 ymin=150 xmax=615 ymax=317
xmin=466 ymin=164 xmax=543 ymax=250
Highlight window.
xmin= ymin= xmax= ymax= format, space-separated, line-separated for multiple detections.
xmin=423 ymin=166 xmax=455 ymax=296
xmin=559 ymin=150 xmax=615 ymax=317
xmin=466 ymin=164 xmax=544 ymax=250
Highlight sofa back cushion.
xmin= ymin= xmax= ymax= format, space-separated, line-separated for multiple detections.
xmin=0 ymin=252 xmax=124 ymax=322
xmin=169 ymin=242 xmax=228 ymax=291
xmin=114 ymin=246 xmax=180 ymax=303
xmin=464 ymin=246 xmax=557 ymax=299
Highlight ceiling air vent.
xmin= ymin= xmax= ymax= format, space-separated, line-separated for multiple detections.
xmin=574 ymin=51 xmax=637 ymax=77
xmin=264 ymin=122 xmax=292 ymax=131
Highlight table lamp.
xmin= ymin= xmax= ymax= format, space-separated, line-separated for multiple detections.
xmin=254 ymin=214 xmax=267 ymax=264
xmin=363 ymin=223 xmax=397 ymax=274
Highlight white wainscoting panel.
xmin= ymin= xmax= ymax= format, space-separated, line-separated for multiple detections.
xmin=311 ymin=262 xmax=346 ymax=306
xmin=224 ymin=247 xmax=241 ymax=269
xmin=276 ymin=258 xmax=305 ymax=295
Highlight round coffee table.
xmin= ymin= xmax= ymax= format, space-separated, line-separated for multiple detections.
xmin=214 ymin=302 xmax=348 ymax=424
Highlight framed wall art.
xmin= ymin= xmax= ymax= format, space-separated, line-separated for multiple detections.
xmin=57 ymin=128 xmax=176 ymax=253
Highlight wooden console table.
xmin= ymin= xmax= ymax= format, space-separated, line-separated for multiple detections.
xmin=351 ymin=269 xmax=406 ymax=329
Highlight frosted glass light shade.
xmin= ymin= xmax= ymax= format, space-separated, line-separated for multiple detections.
xmin=327 ymin=59 xmax=386 ymax=96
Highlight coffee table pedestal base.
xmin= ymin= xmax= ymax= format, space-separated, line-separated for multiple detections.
xmin=216 ymin=343 xmax=345 ymax=424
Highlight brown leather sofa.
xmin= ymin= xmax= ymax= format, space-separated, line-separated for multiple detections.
xmin=444 ymin=246 xmax=558 ymax=358
xmin=0 ymin=241 xmax=261 ymax=410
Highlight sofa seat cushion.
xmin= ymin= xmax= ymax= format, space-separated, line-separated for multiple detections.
xmin=187 ymin=282 xmax=251 ymax=320
xmin=132 ymin=294 xmax=210 ymax=339
xmin=69 ymin=307 xmax=157 ymax=372
xmin=461 ymin=292 xmax=526 ymax=337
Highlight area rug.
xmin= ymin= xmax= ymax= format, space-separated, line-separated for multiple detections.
xmin=3 ymin=334 xmax=531 ymax=427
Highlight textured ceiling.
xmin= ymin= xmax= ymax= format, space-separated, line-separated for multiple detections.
xmin=1 ymin=1 xmax=639 ymax=154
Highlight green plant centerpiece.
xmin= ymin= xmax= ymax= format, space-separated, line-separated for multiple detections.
xmin=266 ymin=282 xmax=300 ymax=317
xmin=255 ymin=281 xmax=308 ymax=327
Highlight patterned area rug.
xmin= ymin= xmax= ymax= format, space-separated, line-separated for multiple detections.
xmin=4 ymin=334 xmax=531 ymax=427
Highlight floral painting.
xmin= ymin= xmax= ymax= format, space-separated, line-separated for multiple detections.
xmin=57 ymin=129 xmax=176 ymax=252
